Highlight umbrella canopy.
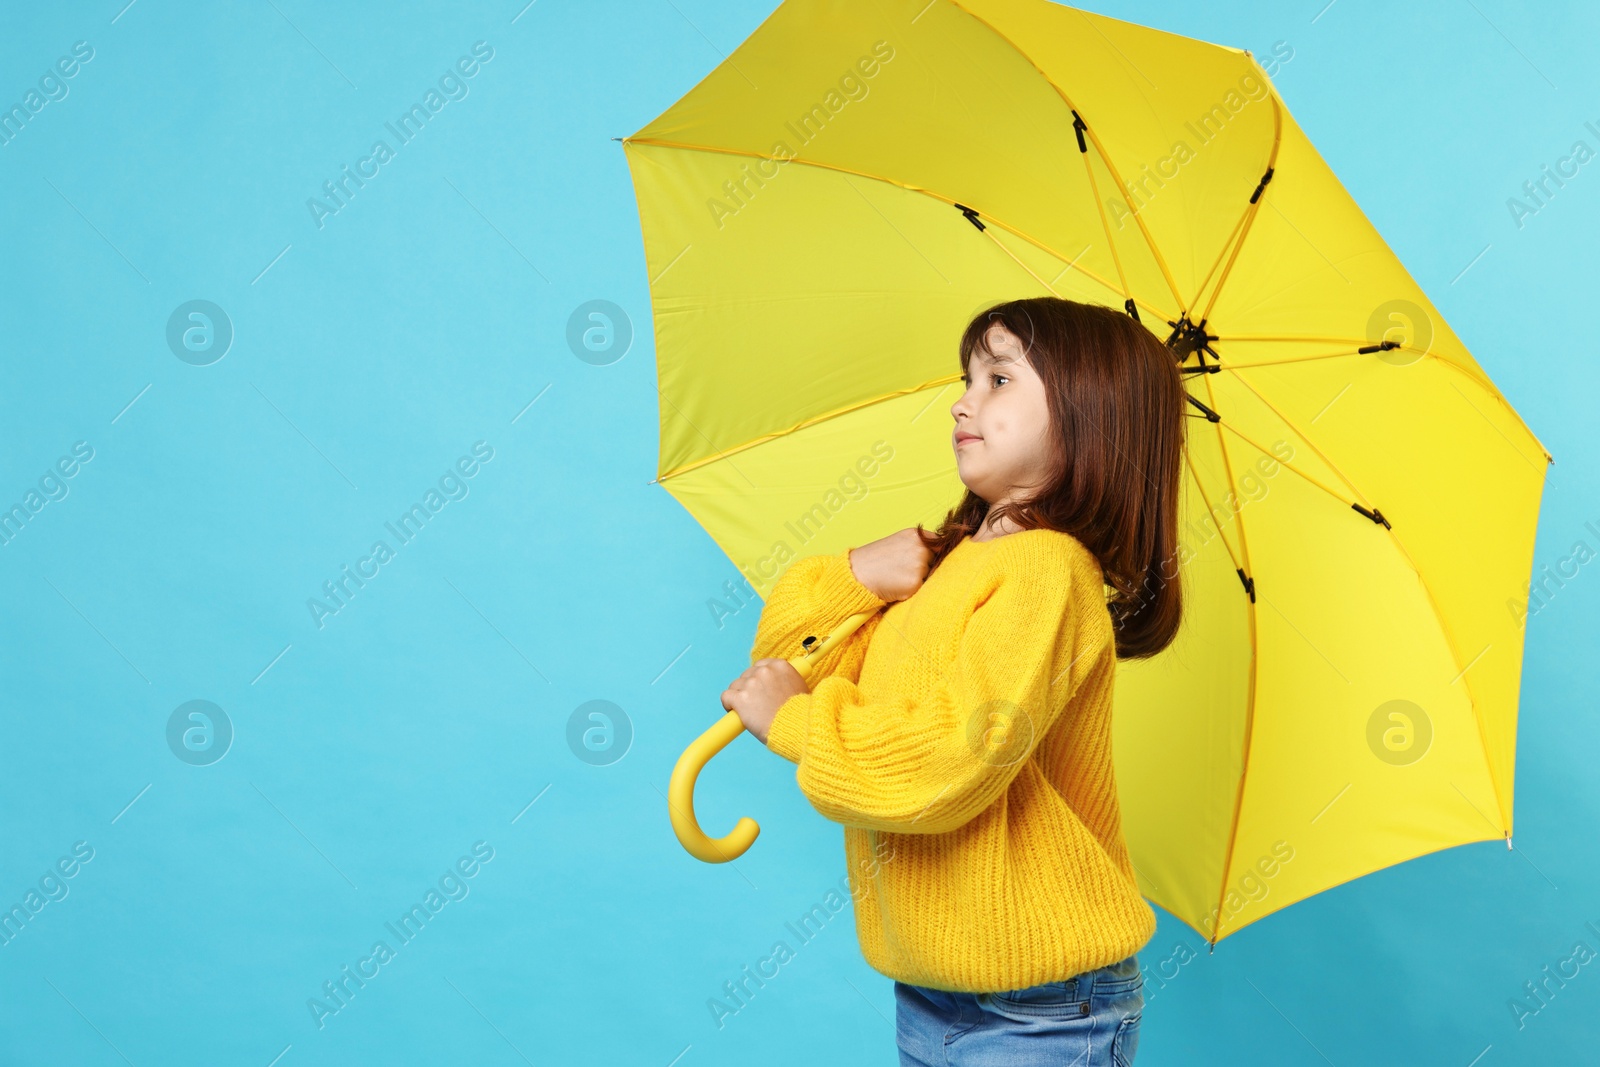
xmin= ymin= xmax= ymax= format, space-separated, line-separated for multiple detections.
xmin=623 ymin=0 xmax=1550 ymax=944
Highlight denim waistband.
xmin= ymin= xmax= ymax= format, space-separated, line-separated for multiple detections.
xmin=1058 ymin=952 xmax=1142 ymax=997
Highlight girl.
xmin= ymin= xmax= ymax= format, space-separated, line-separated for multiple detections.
xmin=722 ymin=296 xmax=1186 ymax=1066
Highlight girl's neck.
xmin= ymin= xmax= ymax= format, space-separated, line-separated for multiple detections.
xmin=972 ymin=509 xmax=1023 ymax=543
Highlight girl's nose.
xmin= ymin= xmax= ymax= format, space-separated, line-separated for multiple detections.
xmin=951 ymin=388 xmax=973 ymax=421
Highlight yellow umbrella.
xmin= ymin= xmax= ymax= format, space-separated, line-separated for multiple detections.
xmin=627 ymin=0 xmax=1551 ymax=946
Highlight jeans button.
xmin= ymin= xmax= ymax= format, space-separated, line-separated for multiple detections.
xmin=1080 ymin=1001 xmax=1089 ymax=1015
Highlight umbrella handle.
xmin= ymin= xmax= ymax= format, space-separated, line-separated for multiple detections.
xmin=668 ymin=607 xmax=880 ymax=863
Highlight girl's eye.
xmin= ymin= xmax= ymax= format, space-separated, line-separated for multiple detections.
xmin=959 ymin=372 xmax=1008 ymax=388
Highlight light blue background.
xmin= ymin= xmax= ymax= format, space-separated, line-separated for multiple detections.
xmin=1 ymin=1 xmax=1595 ymax=1064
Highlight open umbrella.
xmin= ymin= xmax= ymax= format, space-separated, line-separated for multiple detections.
xmin=628 ymin=0 xmax=1551 ymax=945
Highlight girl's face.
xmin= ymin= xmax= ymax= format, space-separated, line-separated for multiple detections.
xmin=950 ymin=322 xmax=1054 ymax=509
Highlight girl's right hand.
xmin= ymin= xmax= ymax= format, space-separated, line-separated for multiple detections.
xmin=848 ymin=528 xmax=933 ymax=603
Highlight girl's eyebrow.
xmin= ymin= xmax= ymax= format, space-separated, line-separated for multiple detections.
xmin=973 ymin=348 xmax=1020 ymax=367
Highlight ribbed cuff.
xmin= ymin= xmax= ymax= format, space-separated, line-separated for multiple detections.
xmin=765 ymin=692 xmax=812 ymax=763
xmin=819 ymin=548 xmax=889 ymax=621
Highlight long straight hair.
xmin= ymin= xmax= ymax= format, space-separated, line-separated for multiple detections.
xmin=917 ymin=297 xmax=1186 ymax=659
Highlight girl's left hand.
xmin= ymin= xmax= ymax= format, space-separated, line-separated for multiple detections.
xmin=722 ymin=659 xmax=809 ymax=745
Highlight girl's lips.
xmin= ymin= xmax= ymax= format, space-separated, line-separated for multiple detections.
xmin=955 ymin=434 xmax=982 ymax=446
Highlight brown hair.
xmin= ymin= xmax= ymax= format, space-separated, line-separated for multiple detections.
xmin=916 ymin=297 xmax=1186 ymax=659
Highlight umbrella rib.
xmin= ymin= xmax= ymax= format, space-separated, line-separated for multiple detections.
xmin=1238 ymin=356 xmax=1551 ymax=469
xmin=945 ymin=0 xmax=1188 ymax=315
xmin=1211 ymin=418 xmax=1351 ymax=508
xmin=1218 ymin=334 xmax=1466 ymax=379
xmin=1216 ymin=336 xmax=1541 ymax=432
xmin=1219 ymin=342 xmax=1470 ymax=381
xmin=1206 ymin=339 xmax=1551 ymax=456
xmin=1380 ymin=532 xmax=1511 ymax=832
xmin=972 ymin=223 xmax=1174 ymax=325
xmin=1181 ymin=436 xmax=1259 ymax=947
xmin=1075 ymin=129 xmax=1139 ymax=315
xmin=1224 ymin=368 xmax=1371 ymax=504
xmin=625 ymin=135 xmax=1160 ymax=322
xmin=1188 ymin=208 xmax=1250 ymax=317
xmin=654 ymin=379 xmax=759 ymax=490
xmin=1434 ymin=361 xmax=1551 ymax=461
xmin=1195 ymin=92 xmax=1285 ymax=324
xmin=1180 ymin=445 xmax=1244 ymax=578
xmin=975 ymin=224 xmax=1071 ymax=296
xmin=1217 ymin=335 xmax=1495 ymax=385
xmin=1215 ymin=373 xmax=1498 ymax=820
xmin=972 ymin=217 xmax=1100 ymax=299
xmin=1211 ymin=346 xmax=1393 ymax=370
xmin=1198 ymin=366 xmax=1259 ymax=947
xmin=1220 ymin=334 xmax=1394 ymax=344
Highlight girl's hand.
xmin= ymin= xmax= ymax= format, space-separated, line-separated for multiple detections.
xmin=723 ymin=659 xmax=809 ymax=745
xmin=849 ymin=527 xmax=933 ymax=602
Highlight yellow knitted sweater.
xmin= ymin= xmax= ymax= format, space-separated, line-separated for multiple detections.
xmin=754 ymin=528 xmax=1156 ymax=993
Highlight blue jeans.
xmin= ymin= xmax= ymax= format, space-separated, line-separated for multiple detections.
xmin=894 ymin=954 xmax=1144 ymax=1066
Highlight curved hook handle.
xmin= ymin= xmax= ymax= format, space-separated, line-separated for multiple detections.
xmin=668 ymin=608 xmax=880 ymax=863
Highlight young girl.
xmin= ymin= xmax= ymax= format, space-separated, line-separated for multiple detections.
xmin=721 ymin=296 xmax=1186 ymax=1066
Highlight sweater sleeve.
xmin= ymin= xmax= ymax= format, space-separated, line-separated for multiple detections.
xmin=748 ymin=549 xmax=888 ymax=762
xmin=764 ymin=543 xmax=1093 ymax=833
